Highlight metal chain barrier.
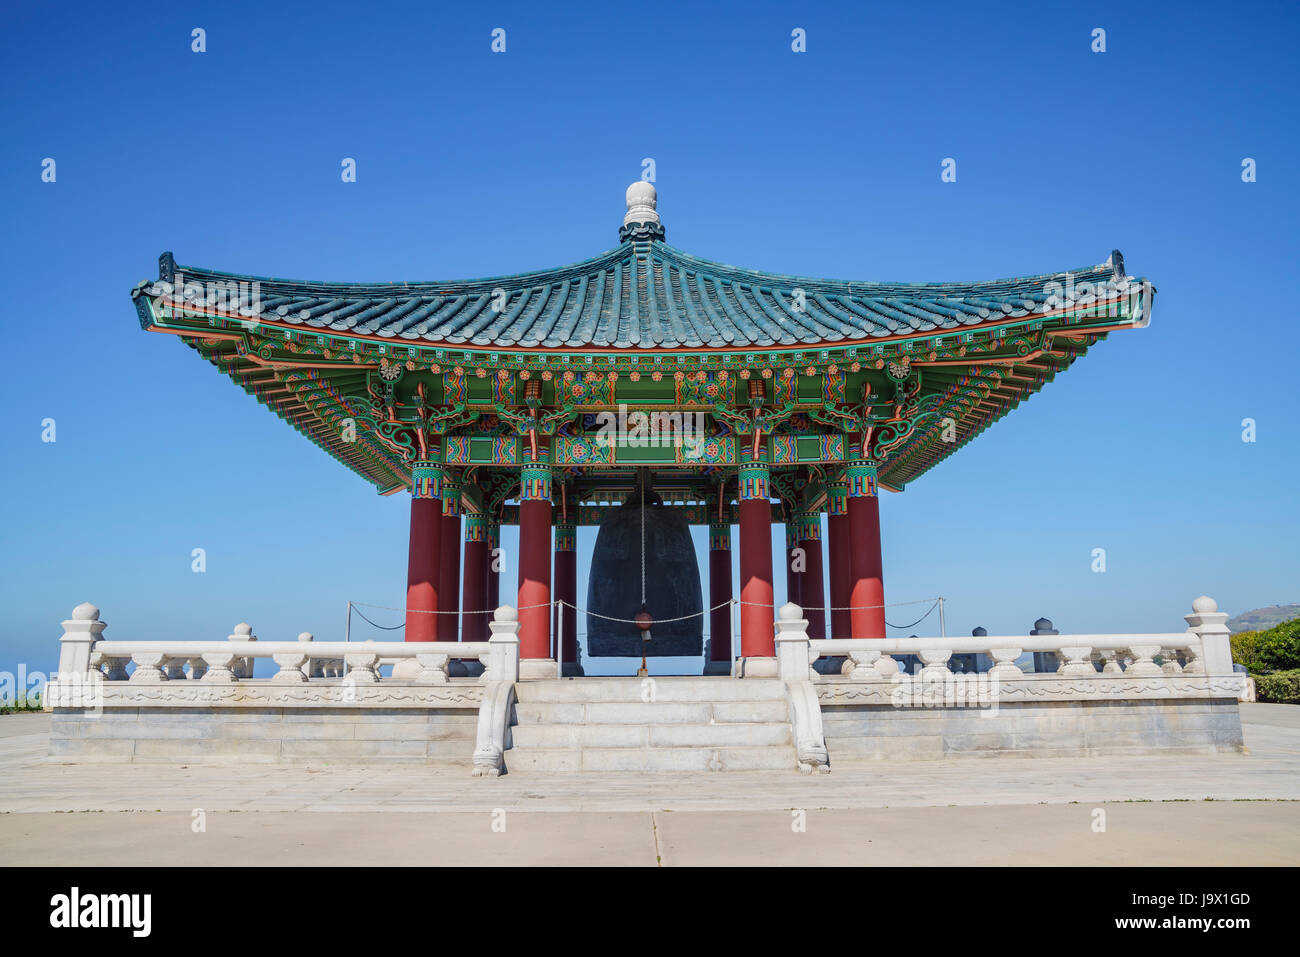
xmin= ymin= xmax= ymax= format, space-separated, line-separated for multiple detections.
xmin=348 ymin=595 xmax=945 ymax=633
xmin=557 ymin=599 xmax=734 ymax=626
xmin=349 ymin=607 xmax=406 ymax=631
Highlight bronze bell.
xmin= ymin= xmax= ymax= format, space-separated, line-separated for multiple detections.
xmin=586 ymin=473 xmax=703 ymax=658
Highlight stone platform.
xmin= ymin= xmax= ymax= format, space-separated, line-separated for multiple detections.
xmin=2 ymin=706 xmax=1298 ymax=866
xmin=41 ymin=596 xmax=1250 ymax=774
xmin=48 ymin=703 xmax=482 ymax=766
xmin=820 ymin=692 xmax=1245 ymax=761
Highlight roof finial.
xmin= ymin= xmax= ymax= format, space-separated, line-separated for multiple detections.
xmin=620 ymin=181 xmax=665 ymax=242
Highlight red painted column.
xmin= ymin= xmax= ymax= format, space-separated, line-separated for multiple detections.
xmin=460 ymin=515 xmax=489 ymax=643
xmin=438 ymin=477 xmax=462 ymax=642
xmin=486 ymin=520 xmax=500 ymax=613
xmin=826 ymin=472 xmax=851 ymax=639
xmin=737 ymin=452 xmax=774 ymax=659
xmin=708 ymin=516 xmax=733 ymax=665
xmin=553 ymin=516 xmax=578 ymax=673
xmin=405 ymin=459 xmax=443 ymax=642
xmin=796 ymin=510 xmax=826 ymax=641
xmin=517 ymin=462 xmax=553 ymax=661
xmin=847 ymin=461 xmax=886 ymax=639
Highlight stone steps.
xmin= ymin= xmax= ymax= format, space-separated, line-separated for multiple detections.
xmin=504 ymin=677 xmax=797 ymax=774
xmin=511 ymin=721 xmax=792 ymax=750
xmin=512 ymin=677 xmax=786 ymax=703
xmin=513 ymin=699 xmax=790 ymax=725
xmin=505 ymin=745 xmax=796 ymax=773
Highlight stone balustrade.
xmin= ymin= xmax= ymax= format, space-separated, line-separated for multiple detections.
xmin=47 ymin=602 xmax=521 ymax=711
xmin=43 ymin=596 xmax=1246 ymax=770
xmin=795 ymin=595 xmax=1244 ymax=704
xmin=46 ymin=602 xmax=524 ymax=774
xmin=811 ymin=633 xmax=1204 ymax=678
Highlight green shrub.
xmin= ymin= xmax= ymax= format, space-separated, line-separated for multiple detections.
xmin=1233 ymin=617 xmax=1300 ymax=672
xmin=1256 ymin=619 xmax=1300 ymax=671
xmin=0 ymin=692 xmax=43 ymax=714
xmin=1255 ymin=669 xmax=1300 ymax=704
xmin=1232 ymin=629 xmax=1264 ymax=671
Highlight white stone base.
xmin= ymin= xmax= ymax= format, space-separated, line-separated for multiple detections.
xmin=819 ymin=696 xmax=1244 ymax=761
xmin=736 ymin=657 xmax=778 ymax=678
xmin=519 ymin=658 xmax=559 ymax=680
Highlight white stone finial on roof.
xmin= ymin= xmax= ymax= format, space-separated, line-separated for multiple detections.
xmin=624 ymin=181 xmax=659 ymax=227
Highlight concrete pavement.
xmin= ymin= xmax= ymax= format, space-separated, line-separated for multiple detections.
xmin=1 ymin=704 xmax=1296 ymax=865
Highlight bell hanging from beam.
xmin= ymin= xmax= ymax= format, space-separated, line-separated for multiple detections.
xmin=586 ymin=469 xmax=703 ymax=658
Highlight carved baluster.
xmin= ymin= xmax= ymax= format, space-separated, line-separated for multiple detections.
xmin=163 ymin=656 xmax=188 ymax=680
xmin=92 ymin=653 xmax=130 ymax=681
xmin=414 ymin=653 xmax=450 ymax=685
xmin=187 ymin=657 xmax=208 ymax=680
xmin=343 ymin=652 xmax=381 ymax=684
xmin=1125 ymin=643 xmax=1164 ymax=677
xmin=988 ymin=647 xmax=1024 ymax=679
xmin=201 ymin=652 xmax=240 ymax=683
xmin=1057 ymin=645 xmax=1095 ymax=677
xmin=1095 ymin=648 xmax=1124 ymax=674
xmin=918 ymin=648 xmax=952 ymax=680
xmin=1180 ymin=643 xmax=1205 ymax=675
xmin=1159 ymin=647 xmax=1183 ymax=674
xmin=847 ymin=649 xmax=879 ymax=681
xmin=129 ymin=652 xmax=167 ymax=682
xmin=272 ymin=652 xmax=310 ymax=684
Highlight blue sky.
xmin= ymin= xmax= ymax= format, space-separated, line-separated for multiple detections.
xmin=2 ymin=0 xmax=1297 ymax=679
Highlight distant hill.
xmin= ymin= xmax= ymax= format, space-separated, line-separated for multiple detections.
xmin=1228 ymin=604 xmax=1300 ymax=634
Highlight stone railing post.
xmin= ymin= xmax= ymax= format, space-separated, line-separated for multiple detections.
xmin=774 ymin=603 xmax=812 ymax=681
xmin=773 ymin=603 xmax=828 ymax=773
xmin=56 ymin=602 xmax=106 ymax=679
xmin=484 ymin=606 xmax=521 ymax=683
xmin=298 ymin=632 xmax=322 ymax=678
xmin=473 ymin=605 xmax=522 ymax=777
xmin=228 ymin=623 xmax=256 ymax=678
xmin=1184 ymin=595 xmax=1233 ymax=674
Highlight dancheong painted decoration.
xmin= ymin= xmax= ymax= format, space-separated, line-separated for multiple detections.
xmin=131 ymin=182 xmax=1154 ymax=670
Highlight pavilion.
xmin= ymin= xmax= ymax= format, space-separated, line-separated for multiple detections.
xmin=130 ymin=182 xmax=1154 ymax=678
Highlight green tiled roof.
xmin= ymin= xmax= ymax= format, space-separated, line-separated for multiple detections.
xmin=136 ymin=242 xmax=1138 ymax=352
